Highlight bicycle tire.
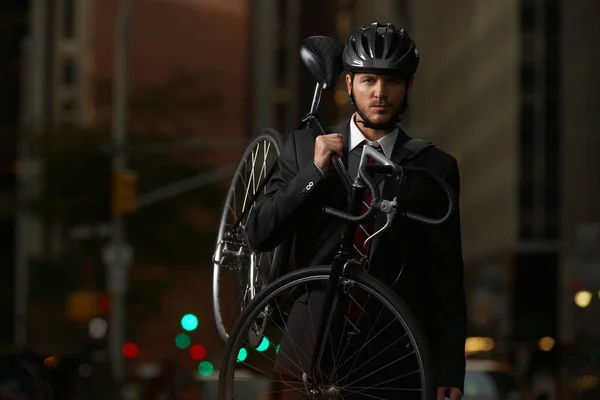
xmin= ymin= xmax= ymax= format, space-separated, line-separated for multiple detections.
xmin=212 ymin=129 xmax=284 ymax=344
xmin=218 ymin=265 xmax=435 ymax=399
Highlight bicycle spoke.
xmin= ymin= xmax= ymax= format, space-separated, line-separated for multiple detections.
xmin=340 ymin=366 xmax=421 ymax=398
xmin=213 ymin=134 xmax=282 ymax=344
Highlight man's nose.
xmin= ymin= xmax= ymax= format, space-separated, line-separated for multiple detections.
xmin=374 ymin=80 xmax=388 ymax=99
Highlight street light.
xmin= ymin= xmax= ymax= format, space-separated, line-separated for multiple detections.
xmin=574 ymin=290 xmax=592 ymax=308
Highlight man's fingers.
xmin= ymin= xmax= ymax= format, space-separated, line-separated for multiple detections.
xmin=437 ymin=387 xmax=447 ymax=400
xmin=449 ymin=387 xmax=462 ymax=400
xmin=334 ymin=142 xmax=343 ymax=156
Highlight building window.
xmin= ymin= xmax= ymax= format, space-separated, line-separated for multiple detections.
xmin=61 ymin=98 xmax=79 ymax=123
xmin=62 ymin=99 xmax=77 ymax=113
xmin=63 ymin=57 xmax=76 ymax=86
xmin=543 ymin=0 xmax=560 ymax=240
xmin=521 ymin=64 xmax=535 ymax=93
xmin=63 ymin=0 xmax=76 ymax=39
xmin=520 ymin=7 xmax=535 ymax=32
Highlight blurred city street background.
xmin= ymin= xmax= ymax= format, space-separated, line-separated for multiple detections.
xmin=0 ymin=0 xmax=599 ymax=399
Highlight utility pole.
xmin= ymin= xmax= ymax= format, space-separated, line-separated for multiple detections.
xmin=104 ymin=0 xmax=133 ymax=397
xmin=15 ymin=0 xmax=50 ymax=348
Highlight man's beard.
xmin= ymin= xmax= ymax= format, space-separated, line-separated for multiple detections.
xmin=356 ymin=100 xmax=404 ymax=127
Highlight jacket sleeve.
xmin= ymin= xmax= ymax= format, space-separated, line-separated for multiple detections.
xmin=245 ymin=131 xmax=327 ymax=252
xmin=427 ymin=158 xmax=467 ymax=391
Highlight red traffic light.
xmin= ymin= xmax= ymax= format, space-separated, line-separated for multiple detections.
xmin=123 ymin=342 xmax=138 ymax=358
xmin=190 ymin=344 xmax=206 ymax=360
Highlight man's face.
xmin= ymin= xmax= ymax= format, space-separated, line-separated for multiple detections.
xmin=346 ymin=73 xmax=413 ymax=126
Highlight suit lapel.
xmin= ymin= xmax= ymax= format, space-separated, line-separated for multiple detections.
xmin=369 ymin=128 xmax=411 ymax=257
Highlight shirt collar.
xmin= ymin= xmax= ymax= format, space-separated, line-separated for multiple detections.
xmin=349 ymin=115 xmax=399 ymax=158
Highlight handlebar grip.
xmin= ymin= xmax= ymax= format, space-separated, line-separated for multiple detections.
xmin=323 ymin=201 xmax=378 ymax=223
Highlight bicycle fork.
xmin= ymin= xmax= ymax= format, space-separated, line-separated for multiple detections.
xmin=309 ymin=253 xmax=345 ymax=382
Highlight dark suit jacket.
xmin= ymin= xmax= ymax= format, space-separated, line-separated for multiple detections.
xmin=245 ymin=118 xmax=467 ymax=391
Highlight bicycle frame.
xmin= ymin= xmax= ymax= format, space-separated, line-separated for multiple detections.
xmin=310 ymin=182 xmax=365 ymax=376
xmin=308 ymin=158 xmax=392 ymax=384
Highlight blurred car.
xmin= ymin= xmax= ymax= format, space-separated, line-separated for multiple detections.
xmin=463 ymin=359 xmax=529 ymax=400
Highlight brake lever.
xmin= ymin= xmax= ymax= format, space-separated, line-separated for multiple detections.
xmin=363 ymin=197 xmax=398 ymax=248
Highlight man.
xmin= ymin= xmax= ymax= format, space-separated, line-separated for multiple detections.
xmin=246 ymin=23 xmax=466 ymax=400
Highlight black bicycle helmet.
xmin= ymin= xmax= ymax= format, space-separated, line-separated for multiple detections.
xmin=343 ymin=23 xmax=419 ymax=130
xmin=343 ymin=22 xmax=419 ymax=77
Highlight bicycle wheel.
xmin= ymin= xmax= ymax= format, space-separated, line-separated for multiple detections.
xmin=212 ymin=129 xmax=284 ymax=344
xmin=218 ymin=266 xmax=435 ymax=399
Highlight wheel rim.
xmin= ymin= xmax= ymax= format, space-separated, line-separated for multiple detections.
xmin=212 ymin=135 xmax=282 ymax=343
xmin=220 ymin=270 xmax=432 ymax=399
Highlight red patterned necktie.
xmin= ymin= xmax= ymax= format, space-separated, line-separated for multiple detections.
xmin=346 ymin=141 xmax=384 ymax=332
xmin=351 ymin=140 xmax=383 ymax=263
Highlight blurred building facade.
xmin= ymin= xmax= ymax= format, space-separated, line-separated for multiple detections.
xmin=16 ymin=0 xmax=251 ymax=378
xmin=405 ymin=0 xmax=600 ymax=394
xmin=409 ymin=0 xmax=529 ymax=355
xmin=248 ymin=0 xmax=340 ymax=136
xmin=24 ymin=0 xmax=248 ymax=158
xmin=559 ymin=0 xmax=600 ymax=390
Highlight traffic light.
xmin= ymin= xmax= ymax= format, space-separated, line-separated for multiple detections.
xmin=181 ymin=314 xmax=199 ymax=331
xmin=175 ymin=333 xmax=191 ymax=349
xmin=190 ymin=345 xmax=206 ymax=360
xmin=122 ymin=342 xmax=138 ymax=358
xmin=198 ymin=361 xmax=214 ymax=377
xmin=112 ymin=169 xmax=138 ymax=216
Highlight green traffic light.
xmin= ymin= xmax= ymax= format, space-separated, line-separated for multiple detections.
xmin=181 ymin=314 xmax=199 ymax=331
xmin=237 ymin=347 xmax=248 ymax=362
xmin=257 ymin=337 xmax=269 ymax=352
xmin=276 ymin=344 xmax=280 ymax=354
xmin=198 ymin=361 xmax=214 ymax=377
xmin=175 ymin=333 xmax=191 ymax=349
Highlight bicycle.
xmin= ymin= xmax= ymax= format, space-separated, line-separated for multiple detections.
xmin=216 ymin=36 xmax=456 ymax=399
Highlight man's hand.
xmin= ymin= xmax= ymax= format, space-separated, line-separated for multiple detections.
xmin=314 ymin=133 xmax=343 ymax=173
xmin=438 ymin=386 xmax=462 ymax=400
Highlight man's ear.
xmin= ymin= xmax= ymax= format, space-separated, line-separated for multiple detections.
xmin=406 ymin=76 xmax=414 ymax=94
xmin=345 ymin=73 xmax=353 ymax=94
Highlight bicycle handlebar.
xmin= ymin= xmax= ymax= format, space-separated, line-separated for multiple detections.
xmin=398 ymin=166 xmax=455 ymax=225
xmin=324 ymin=160 xmax=456 ymax=226
xmin=304 ymin=112 xmax=455 ymax=226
